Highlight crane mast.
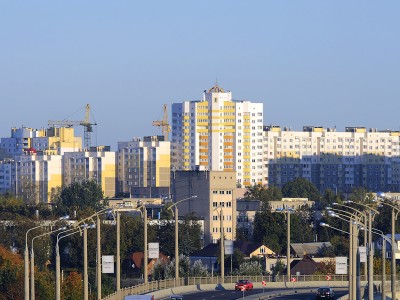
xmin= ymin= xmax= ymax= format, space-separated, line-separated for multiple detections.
xmin=152 ymin=104 xmax=171 ymax=141
xmin=48 ymin=104 xmax=97 ymax=149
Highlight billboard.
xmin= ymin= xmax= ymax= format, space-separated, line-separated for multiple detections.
xmin=225 ymin=240 xmax=234 ymax=255
xmin=359 ymin=246 xmax=367 ymax=263
xmin=102 ymin=255 xmax=114 ymax=273
xmin=149 ymin=242 xmax=159 ymax=258
xmin=335 ymin=256 xmax=347 ymax=275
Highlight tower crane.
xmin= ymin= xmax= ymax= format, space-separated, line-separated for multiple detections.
xmin=152 ymin=104 xmax=171 ymax=141
xmin=48 ymin=104 xmax=97 ymax=149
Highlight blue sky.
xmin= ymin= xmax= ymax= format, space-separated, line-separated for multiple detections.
xmin=1 ymin=1 xmax=399 ymax=149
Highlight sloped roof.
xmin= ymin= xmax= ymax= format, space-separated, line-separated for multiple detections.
xmin=291 ymin=242 xmax=332 ymax=257
xmin=190 ymin=241 xmax=274 ymax=258
xmin=288 ymin=256 xmax=319 ymax=275
xmin=190 ymin=243 xmax=219 ymax=257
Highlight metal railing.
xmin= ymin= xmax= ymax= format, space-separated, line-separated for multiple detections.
xmin=102 ymin=274 xmax=355 ymax=300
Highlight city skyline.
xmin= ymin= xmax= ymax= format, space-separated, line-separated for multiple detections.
xmin=1 ymin=1 xmax=399 ymax=149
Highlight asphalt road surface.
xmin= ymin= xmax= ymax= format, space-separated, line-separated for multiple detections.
xmin=165 ymin=288 xmax=348 ymax=300
xmin=169 ymin=288 xmax=272 ymax=300
xmin=271 ymin=290 xmax=347 ymax=299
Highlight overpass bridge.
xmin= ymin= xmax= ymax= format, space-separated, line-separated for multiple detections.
xmin=101 ymin=274 xmax=370 ymax=300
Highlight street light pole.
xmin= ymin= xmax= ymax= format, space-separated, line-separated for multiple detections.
xmin=31 ymin=226 xmax=67 ymax=300
xmin=336 ymin=201 xmax=379 ymax=299
xmin=368 ymin=211 xmax=373 ymax=300
xmin=56 ymin=227 xmax=83 ymax=300
xmin=144 ymin=204 xmax=148 ymax=284
xmin=327 ymin=208 xmax=366 ymax=300
xmin=116 ymin=211 xmax=120 ymax=291
xmin=83 ymin=226 xmax=89 ymax=300
xmin=96 ymin=215 xmax=101 ymax=300
xmin=321 ymin=222 xmax=361 ymax=300
xmin=391 ymin=207 xmax=396 ymax=300
xmin=167 ymin=195 xmax=197 ymax=284
xmin=30 ymin=246 xmax=35 ymax=300
xmin=358 ymin=226 xmax=389 ymax=300
xmin=24 ymin=216 xmax=69 ymax=300
xmin=220 ymin=208 xmax=224 ymax=284
xmin=275 ymin=208 xmax=292 ymax=282
xmin=375 ymin=192 xmax=399 ymax=300
xmin=287 ymin=209 xmax=290 ymax=282
xmin=383 ymin=233 xmax=387 ymax=300
xmin=175 ymin=205 xmax=179 ymax=284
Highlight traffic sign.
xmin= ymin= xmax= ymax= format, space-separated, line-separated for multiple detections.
xmin=240 ymin=286 xmax=246 ymax=291
xmin=326 ymin=275 xmax=332 ymax=281
xmin=291 ymin=277 xmax=296 ymax=282
xmin=262 ymin=280 xmax=267 ymax=286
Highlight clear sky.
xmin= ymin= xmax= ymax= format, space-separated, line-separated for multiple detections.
xmin=1 ymin=1 xmax=399 ymax=149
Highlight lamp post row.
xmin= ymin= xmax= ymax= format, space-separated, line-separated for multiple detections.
xmin=25 ymin=198 xmax=191 ymax=300
xmin=329 ymin=195 xmax=400 ymax=300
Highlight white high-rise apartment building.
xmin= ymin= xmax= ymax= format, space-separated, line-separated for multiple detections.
xmin=263 ymin=126 xmax=400 ymax=193
xmin=171 ymin=84 xmax=264 ymax=187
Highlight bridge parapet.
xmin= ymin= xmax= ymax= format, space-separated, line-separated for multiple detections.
xmin=102 ymin=275 xmax=350 ymax=300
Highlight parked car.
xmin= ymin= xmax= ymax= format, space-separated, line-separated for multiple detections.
xmin=316 ymin=287 xmax=335 ymax=300
xmin=235 ymin=279 xmax=253 ymax=291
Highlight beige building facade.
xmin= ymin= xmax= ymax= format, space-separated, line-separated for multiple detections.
xmin=171 ymin=170 xmax=237 ymax=244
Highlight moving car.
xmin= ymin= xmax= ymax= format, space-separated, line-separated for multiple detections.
xmin=316 ymin=287 xmax=335 ymax=300
xmin=235 ymin=279 xmax=253 ymax=291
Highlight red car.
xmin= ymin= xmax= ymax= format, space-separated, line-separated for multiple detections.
xmin=235 ymin=279 xmax=253 ymax=291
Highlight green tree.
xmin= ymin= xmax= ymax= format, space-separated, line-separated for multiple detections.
xmin=253 ymin=209 xmax=284 ymax=254
xmin=191 ymin=260 xmax=209 ymax=277
xmin=53 ymin=180 xmax=106 ymax=218
xmin=321 ymin=188 xmax=336 ymax=209
xmin=35 ymin=269 xmax=55 ymax=300
xmin=245 ymin=185 xmax=282 ymax=203
xmin=270 ymin=259 xmax=285 ymax=276
xmin=348 ymin=187 xmax=370 ymax=204
xmin=151 ymin=258 xmax=169 ymax=280
xmin=238 ymin=261 xmax=263 ymax=276
xmin=282 ymin=177 xmax=321 ymax=201
xmin=289 ymin=212 xmax=315 ymax=244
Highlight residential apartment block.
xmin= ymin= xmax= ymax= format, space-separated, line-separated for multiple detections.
xmin=13 ymin=152 xmax=63 ymax=204
xmin=171 ymin=84 xmax=264 ymax=187
xmin=170 ymin=170 xmax=237 ymax=244
xmin=263 ymin=126 xmax=400 ymax=193
xmin=0 ymin=126 xmax=117 ymax=203
xmin=0 ymin=126 xmax=82 ymax=157
xmin=63 ymin=146 xmax=116 ymax=198
xmin=117 ymin=136 xmax=170 ymax=198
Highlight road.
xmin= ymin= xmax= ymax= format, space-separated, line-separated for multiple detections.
xmin=165 ymin=288 xmax=347 ymax=300
xmin=271 ymin=290 xmax=347 ymax=299
xmin=170 ymin=288 xmax=273 ymax=300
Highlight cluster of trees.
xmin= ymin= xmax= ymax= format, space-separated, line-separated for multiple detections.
xmin=1 ymin=176 xmax=400 ymax=298
xmin=243 ymin=178 xmax=400 ymax=263
xmin=0 ymin=179 xmax=203 ymax=300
